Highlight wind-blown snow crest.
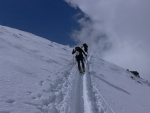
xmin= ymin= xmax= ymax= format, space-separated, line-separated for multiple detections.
xmin=0 ymin=25 xmax=150 ymax=113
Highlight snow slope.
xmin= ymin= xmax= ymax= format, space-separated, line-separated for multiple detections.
xmin=0 ymin=25 xmax=150 ymax=113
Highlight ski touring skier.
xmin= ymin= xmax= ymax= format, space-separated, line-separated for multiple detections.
xmin=81 ymin=43 xmax=88 ymax=54
xmin=81 ymin=43 xmax=88 ymax=62
xmin=72 ymin=46 xmax=87 ymax=73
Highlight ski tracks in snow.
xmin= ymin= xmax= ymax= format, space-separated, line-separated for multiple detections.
xmin=82 ymin=56 xmax=116 ymax=113
xmin=59 ymin=55 xmax=114 ymax=113
xmin=88 ymin=56 xmax=116 ymax=113
xmin=26 ymin=56 xmax=116 ymax=113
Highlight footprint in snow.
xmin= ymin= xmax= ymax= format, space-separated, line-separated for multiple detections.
xmin=26 ymin=91 xmax=32 ymax=95
xmin=36 ymin=93 xmax=42 ymax=98
xmin=39 ymin=80 xmax=44 ymax=86
xmin=5 ymin=99 xmax=15 ymax=104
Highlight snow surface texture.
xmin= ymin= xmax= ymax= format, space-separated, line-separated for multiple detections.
xmin=0 ymin=25 xmax=150 ymax=113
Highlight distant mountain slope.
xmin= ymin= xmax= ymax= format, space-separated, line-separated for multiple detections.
xmin=89 ymin=56 xmax=150 ymax=113
xmin=0 ymin=25 xmax=150 ymax=113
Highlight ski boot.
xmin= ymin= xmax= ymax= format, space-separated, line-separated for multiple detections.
xmin=79 ymin=69 xmax=82 ymax=73
xmin=82 ymin=68 xmax=85 ymax=72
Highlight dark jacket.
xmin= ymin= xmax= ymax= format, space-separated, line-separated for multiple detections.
xmin=72 ymin=47 xmax=86 ymax=60
xmin=82 ymin=43 xmax=88 ymax=53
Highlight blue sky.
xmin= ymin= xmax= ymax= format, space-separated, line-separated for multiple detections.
xmin=0 ymin=0 xmax=81 ymax=45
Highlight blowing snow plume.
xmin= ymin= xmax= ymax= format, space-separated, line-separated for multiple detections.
xmin=64 ymin=0 xmax=150 ymax=81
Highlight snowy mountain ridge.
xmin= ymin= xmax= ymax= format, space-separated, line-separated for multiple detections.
xmin=0 ymin=25 xmax=150 ymax=113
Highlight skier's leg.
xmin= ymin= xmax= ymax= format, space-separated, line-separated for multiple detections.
xmin=77 ymin=60 xmax=82 ymax=72
xmin=83 ymin=56 xmax=85 ymax=63
xmin=81 ymin=58 xmax=85 ymax=72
